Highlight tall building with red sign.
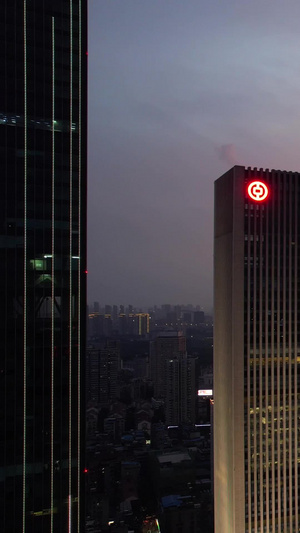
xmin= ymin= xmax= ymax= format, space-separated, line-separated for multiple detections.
xmin=214 ymin=166 xmax=300 ymax=532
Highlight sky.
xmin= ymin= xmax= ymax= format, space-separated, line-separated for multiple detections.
xmin=88 ymin=0 xmax=300 ymax=310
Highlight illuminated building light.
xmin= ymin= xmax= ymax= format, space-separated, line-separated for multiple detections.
xmin=30 ymin=508 xmax=58 ymax=517
xmin=108 ymin=521 xmax=114 ymax=525
xmin=247 ymin=180 xmax=269 ymax=202
xmin=68 ymin=495 xmax=72 ymax=533
xmin=84 ymin=468 xmax=88 ymax=473
xmin=30 ymin=259 xmax=45 ymax=270
xmin=156 ymin=518 xmax=161 ymax=532
xmin=23 ymin=2 xmax=27 ymax=531
xmin=68 ymin=2 xmax=73 ymax=531
xmin=198 ymin=389 xmax=213 ymax=396
xmin=64 ymin=496 xmax=78 ymax=504
xmin=50 ymin=16 xmax=55 ymax=533
xmin=0 ymin=111 xmax=77 ymax=131
xmin=77 ymin=2 xmax=82 ymax=529
xmin=84 ymin=270 xmax=88 ymax=274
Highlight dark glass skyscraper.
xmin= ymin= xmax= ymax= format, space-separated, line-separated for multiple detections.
xmin=0 ymin=1 xmax=87 ymax=531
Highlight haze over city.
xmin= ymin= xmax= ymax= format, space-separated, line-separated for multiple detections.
xmin=88 ymin=0 xmax=300 ymax=308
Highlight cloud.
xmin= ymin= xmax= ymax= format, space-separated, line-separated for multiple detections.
xmin=216 ymin=144 xmax=238 ymax=166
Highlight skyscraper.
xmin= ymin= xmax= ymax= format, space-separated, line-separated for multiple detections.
xmin=86 ymin=341 xmax=120 ymax=408
xmin=86 ymin=348 xmax=101 ymax=405
xmin=150 ymin=331 xmax=186 ymax=398
xmin=165 ymin=355 xmax=196 ymax=426
xmin=0 ymin=1 xmax=87 ymax=531
xmin=214 ymin=166 xmax=300 ymax=532
xmin=99 ymin=340 xmax=120 ymax=407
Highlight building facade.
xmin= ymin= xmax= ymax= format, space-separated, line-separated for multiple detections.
xmin=214 ymin=166 xmax=300 ymax=532
xmin=165 ymin=355 xmax=196 ymax=426
xmin=150 ymin=331 xmax=186 ymax=398
xmin=99 ymin=340 xmax=121 ymax=407
xmin=0 ymin=1 xmax=87 ymax=531
xmin=86 ymin=348 xmax=101 ymax=405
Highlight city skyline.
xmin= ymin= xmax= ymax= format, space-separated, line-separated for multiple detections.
xmin=88 ymin=0 xmax=300 ymax=308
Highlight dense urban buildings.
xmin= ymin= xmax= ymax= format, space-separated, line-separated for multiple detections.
xmin=0 ymin=1 xmax=87 ymax=531
xmin=214 ymin=166 xmax=300 ymax=532
xmin=85 ymin=302 xmax=213 ymax=531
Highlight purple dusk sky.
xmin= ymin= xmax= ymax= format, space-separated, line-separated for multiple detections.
xmin=88 ymin=0 xmax=300 ymax=310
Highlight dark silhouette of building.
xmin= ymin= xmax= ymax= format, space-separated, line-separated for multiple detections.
xmin=86 ymin=340 xmax=121 ymax=408
xmin=99 ymin=340 xmax=121 ymax=407
xmin=0 ymin=1 xmax=87 ymax=531
xmin=150 ymin=332 xmax=186 ymax=398
xmin=86 ymin=347 xmax=101 ymax=405
xmin=214 ymin=166 xmax=300 ymax=532
xmin=193 ymin=311 xmax=204 ymax=324
xmin=165 ymin=355 xmax=196 ymax=425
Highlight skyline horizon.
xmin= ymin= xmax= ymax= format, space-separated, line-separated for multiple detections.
xmin=87 ymin=299 xmax=213 ymax=311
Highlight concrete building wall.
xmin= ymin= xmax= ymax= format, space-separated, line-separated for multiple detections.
xmin=214 ymin=166 xmax=246 ymax=533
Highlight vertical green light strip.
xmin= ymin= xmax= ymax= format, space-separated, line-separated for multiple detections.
xmin=51 ymin=16 xmax=55 ymax=533
xmin=23 ymin=2 xmax=27 ymax=531
xmin=68 ymin=1 xmax=73 ymax=532
xmin=77 ymin=1 xmax=82 ymax=530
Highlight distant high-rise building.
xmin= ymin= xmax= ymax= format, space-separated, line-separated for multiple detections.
xmin=99 ymin=340 xmax=120 ymax=407
xmin=112 ymin=304 xmax=118 ymax=322
xmin=193 ymin=311 xmax=204 ymax=324
xmin=87 ymin=313 xmax=112 ymax=339
xmin=127 ymin=313 xmax=136 ymax=335
xmin=174 ymin=305 xmax=182 ymax=319
xmin=150 ymin=332 xmax=186 ymax=398
xmin=88 ymin=311 xmax=101 ymax=338
xmin=118 ymin=313 xmax=127 ymax=336
xmin=86 ymin=347 xmax=101 ymax=405
xmin=86 ymin=341 xmax=121 ymax=408
xmin=182 ymin=311 xmax=192 ymax=324
xmin=136 ymin=313 xmax=150 ymax=336
xmin=105 ymin=304 xmax=112 ymax=315
xmin=166 ymin=311 xmax=177 ymax=325
xmin=165 ymin=355 xmax=196 ymax=426
xmin=0 ymin=1 xmax=87 ymax=530
xmin=214 ymin=166 xmax=300 ymax=532
xmin=162 ymin=304 xmax=172 ymax=316
xmin=103 ymin=314 xmax=112 ymax=337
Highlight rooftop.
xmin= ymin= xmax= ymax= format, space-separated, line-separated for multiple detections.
xmin=157 ymin=451 xmax=191 ymax=465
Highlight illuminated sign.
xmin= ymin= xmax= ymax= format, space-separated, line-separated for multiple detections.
xmin=142 ymin=516 xmax=161 ymax=532
xmin=198 ymin=389 xmax=213 ymax=396
xmin=247 ymin=181 xmax=269 ymax=202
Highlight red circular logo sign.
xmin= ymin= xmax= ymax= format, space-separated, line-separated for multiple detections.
xmin=247 ymin=181 xmax=269 ymax=202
